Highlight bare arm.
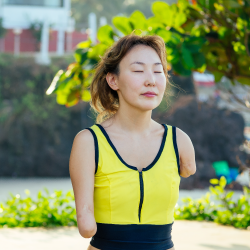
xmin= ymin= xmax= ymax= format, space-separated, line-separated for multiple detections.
xmin=176 ymin=128 xmax=196 ymax=178
xmin=69 ymin=129 xmax=97 ymax=238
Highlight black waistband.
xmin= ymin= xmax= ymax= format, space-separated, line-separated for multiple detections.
xmin=90 ymin=222 xmax=174 ymax=250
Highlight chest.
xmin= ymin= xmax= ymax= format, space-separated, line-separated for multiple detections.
xmin=107 ymin=133 xmax=164 ymax=172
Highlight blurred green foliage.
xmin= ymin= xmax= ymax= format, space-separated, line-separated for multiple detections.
xmin=71 ymin=0 xmax=176 ymax=30
xmin=0 ymin=189 xmax=76 ymax=228
xmin=175 ymin=176 xmax=250 ymax=229
xmin=0 ymin=177 xmax=249 ymax=229
xmin=0 ymin=18 xmax=6 ymax=38
xmin=47 ymin=0 xmax=250 ymax=108
xmin=0 ymin=55 xmax=73 ymax=134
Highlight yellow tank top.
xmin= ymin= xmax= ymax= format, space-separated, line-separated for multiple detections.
xmin=86 ymin=123 xmax=181 ymax=250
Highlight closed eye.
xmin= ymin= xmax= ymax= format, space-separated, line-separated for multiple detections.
xmin=133 ymin=71 xmax=162 ymax=73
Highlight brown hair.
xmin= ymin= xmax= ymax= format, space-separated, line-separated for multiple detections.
xmin=90 ymin=32 xmax=175 ymax=124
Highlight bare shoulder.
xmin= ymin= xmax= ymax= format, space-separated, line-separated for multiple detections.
xmin=75 ymin=128 xmax=95 ymax=145
xmin=175 ymin=127 xmax=196 ymax=178
xmin=175 ymin=127 xmax=192 ymax=146
xmin=69 ymin=128 xmax=96 ymax=209
xmin=69 ymin=128 xmax=96 ymax=175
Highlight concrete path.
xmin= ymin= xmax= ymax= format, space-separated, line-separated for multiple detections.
xmin=0 ymin=220 xmax=249 ymax=250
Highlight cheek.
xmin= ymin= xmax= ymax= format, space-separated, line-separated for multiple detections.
xmin=157 ymin=75 xmax=167 ymax=92
xmin=122 ymin=74 xmax=142 ymax=92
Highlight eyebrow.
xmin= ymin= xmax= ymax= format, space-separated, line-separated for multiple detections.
xmin=130 ymin=61 xmax=162 ymax=66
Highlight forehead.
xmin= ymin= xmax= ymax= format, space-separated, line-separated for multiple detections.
xmin=121 ymin=45 xmax=161 ymax=66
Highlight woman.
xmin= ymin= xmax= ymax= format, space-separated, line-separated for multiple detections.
xmin=69 ymin=33 xmax=196 ymax=250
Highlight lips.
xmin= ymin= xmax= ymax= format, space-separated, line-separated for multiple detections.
xmin=142 ymin=92 xmax=157 ymax=95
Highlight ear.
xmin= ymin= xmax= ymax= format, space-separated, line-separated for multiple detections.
xmin=106 ymin=72 xmax=119 ymax=91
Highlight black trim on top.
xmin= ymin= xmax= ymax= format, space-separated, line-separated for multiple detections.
xmin=172 ymin=126 xmax=181 ymax=176
xmin=85 ymin=128 xmax=99 ymax=174
xmin=95 ymin=124 xmax=168 ymax=172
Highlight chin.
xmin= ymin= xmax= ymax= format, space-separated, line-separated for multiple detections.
xmin=139 ymin=104 xmax=158 ymax=111
xmin=128 ymin=99 xmax=159 ymax=111
xmin=142 ymin=101 xmax=159 ymax=109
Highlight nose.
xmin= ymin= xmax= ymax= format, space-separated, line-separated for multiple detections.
xmin=144 ymin=70 xmax=156 ymax=86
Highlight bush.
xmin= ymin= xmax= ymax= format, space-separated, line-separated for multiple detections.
xmin=174 ymin=176 xmax=250 ymax=229
xmin=0 ymin=176 xmax=249 ymax=229
xmin=0 ymin=188 xmax=76 ymax=228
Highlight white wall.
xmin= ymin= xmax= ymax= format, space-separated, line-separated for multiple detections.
xmin=1 ymin=0 xmax=71 ymax=29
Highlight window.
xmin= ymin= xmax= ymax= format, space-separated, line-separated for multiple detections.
xmin=4 ymin=0 xmax=64 ymax=7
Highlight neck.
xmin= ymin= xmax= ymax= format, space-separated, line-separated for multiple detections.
xmin=111 ymin=104 xmax=155 ymax=136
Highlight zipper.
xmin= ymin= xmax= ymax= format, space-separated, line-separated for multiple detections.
xmin=138 ymin=171 xmax=144 ymax=223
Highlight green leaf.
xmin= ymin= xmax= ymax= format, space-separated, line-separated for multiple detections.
xmin=210 ymin=178 xmax=219 ymax=185
xmin=172 ymin=60 xmax=192 ymax=76
xmin=243 ymin=186 xmax=250 ymax=196
xmin=209 ymin=186 xmax=218 ymax=195
xmin=80 ymin=52 xmax=88 ymax=65
xmin=168 ymin=32 xmax=182 ymax=46
xmin=213 ymin=71 xmax=224 ymax=83
xmin=181 ymin=43 xmax=195 ymax=69
xmin=174 ymin=12 xmax=187 ymax=27
xmin=156 ymin=29 xmax=171 ymax=42
xmin=166 ymin=48 xmax=180 ymax=64
xmin=215 ymin=185 xmax=224 ymax=193
xmin=182 ymin=20 xmax=196 ymax=33
xmin=177 ymin=0 xmax=189 ymax=11
xmin=130 ymin=11 xmax=147 ymax=30
xmin=74 ymin=49 xmax=88 ymax=65
xmin=37 ymin=191 xmax=42 ymax=199
xmin=87 ymin=43 xmax=108 ymax=60
xmin=225 ymin=191 xmax=234 ymax=200
xmin=147 ymin=17 xmax=165 ymax=34
xmin=152 ymin=1 xmax=174 ymax=27
xmin=219 ymin=176 xmax=227 ymax=188
xmin=56 ymin=93 xmax=68 ymax=105
xmin=66 ymin=98 xmax=79 ymax=107
xmin=185 ymin=37 xmax=206 ymax=53
xmin=217 ymin=27 xmax=228 ymax=39
xmin=147 ymin=16 xmax=161 ymax=26
xmin=77 ymin=40 xmax=91 ymax=49
xmin=193 ymin=52 xmax=206 ymax=68
xmin=214 ymin=3 xmax=224 ymax=11
xmin=81 ymin=89 xmax=91 ymax=102
xmin=112 ymin=16 xmax=133 ymax=35
xmin=74 ymin=48 xmax=83 ymax=64
xmin=65 ymin=63 xmax=80 ymax=79
xmin=97 ymin=25 xmax=114 ymax=46
xmin=223 ymin=0 xmax=241 ymax=8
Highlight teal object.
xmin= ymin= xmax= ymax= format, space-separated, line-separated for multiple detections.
xmin=212 ymin=161 xmax=230 ymax=176
xmin=212 ymin=161 xmax=232 ymax=184
xmin=229 ymin=167 xmax=239 ymax=181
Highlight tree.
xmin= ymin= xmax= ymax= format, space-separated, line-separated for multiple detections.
xmin=46 ymin=0 xmax=250 ymax=108
xmin=71 ymin=0 xmax=176 ymax=30
xmin=0 ymin=18 xmax=6 ymax=39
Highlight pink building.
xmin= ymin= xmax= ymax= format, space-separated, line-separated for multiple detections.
xmin=0 ymin=29 xmax=88 ymax=53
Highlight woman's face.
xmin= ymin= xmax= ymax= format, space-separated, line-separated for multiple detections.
xmin=108 ymin=44 xmax=166 ymax=112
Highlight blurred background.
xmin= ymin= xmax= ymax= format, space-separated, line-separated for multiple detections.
xmin=0 ymin=2 xmax=250 ymax=249
xmin=0 ymin=0 xmax=250 ymax=197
